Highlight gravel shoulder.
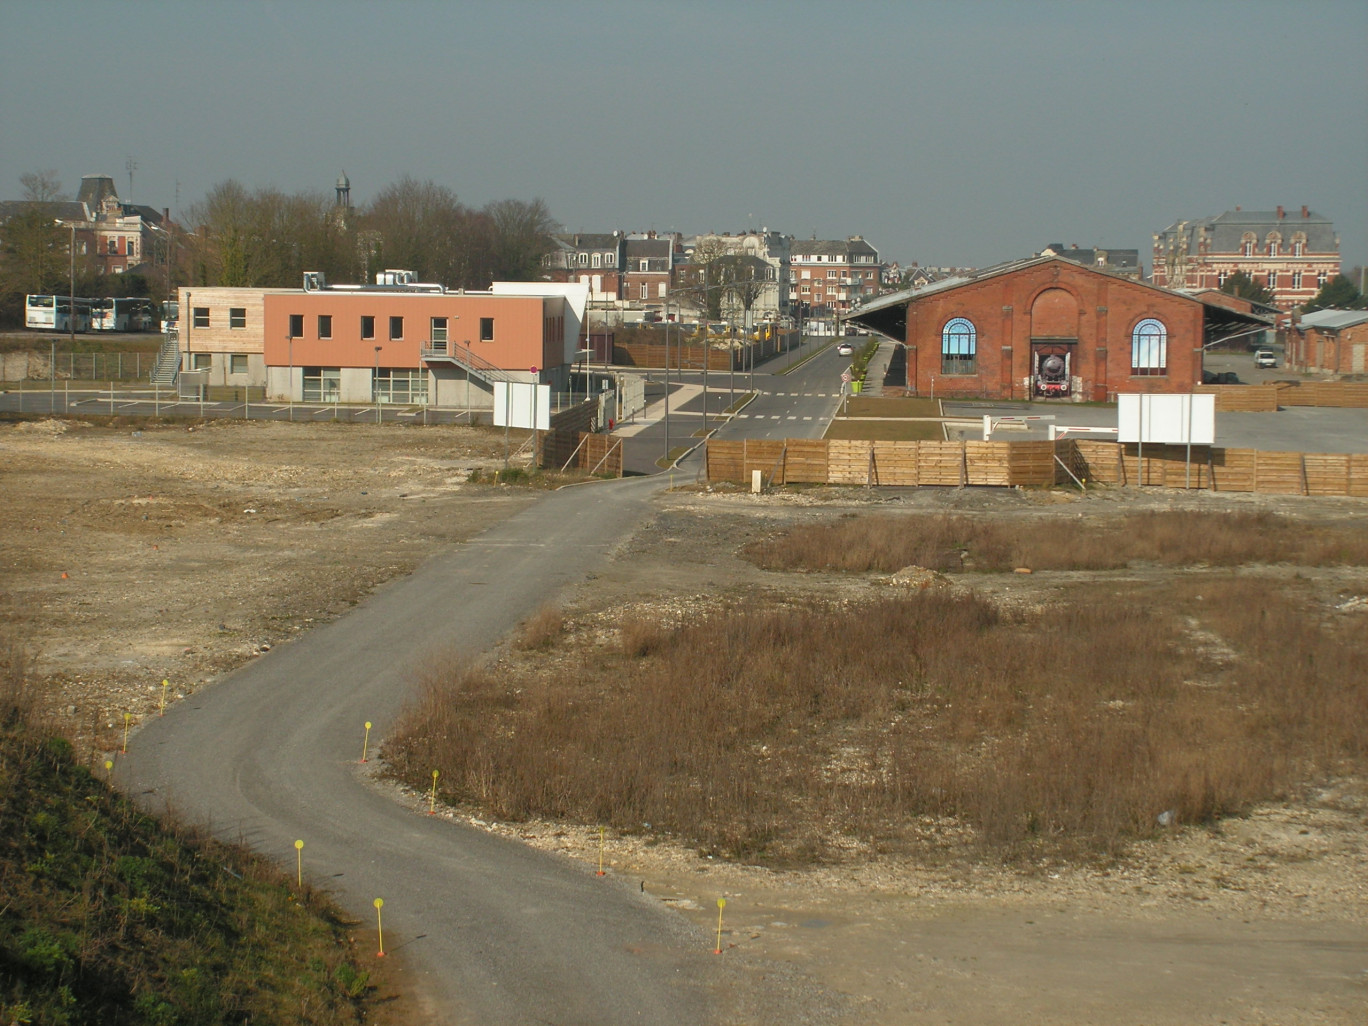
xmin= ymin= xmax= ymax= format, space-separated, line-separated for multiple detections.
xmin=3 ymin=420 xmax=1365 ymax=1025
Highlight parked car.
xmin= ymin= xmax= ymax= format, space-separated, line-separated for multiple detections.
xmin=836 ymin=342 xmax=854 ymax=357
xmin=1254 ymin=349 xmax=1277 ymax=368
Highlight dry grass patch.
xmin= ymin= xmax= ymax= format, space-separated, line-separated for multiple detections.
xmin=386 ymin=575 xmax=1368 ymax=864
xmin=742 ymin=510 xmax=1368 ymax=574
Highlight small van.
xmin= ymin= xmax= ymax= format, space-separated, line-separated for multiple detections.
xmin=1254 ymin=350 xmax=1277 ymax=368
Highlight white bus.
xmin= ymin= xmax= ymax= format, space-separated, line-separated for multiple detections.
xmin=25 ymin=295 xmax=92 ymax=332
xmin=91 ymin=297 xmax=156 ymax=332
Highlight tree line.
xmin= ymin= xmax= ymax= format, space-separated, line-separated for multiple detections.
xmin=0 ymin=171 xmax=558 ymax=327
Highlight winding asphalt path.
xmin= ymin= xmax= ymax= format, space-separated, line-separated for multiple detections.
xmin=116 ymin=471 xmax=790 ymax=1024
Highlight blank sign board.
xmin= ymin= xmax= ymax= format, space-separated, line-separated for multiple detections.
xmin=1117 ymin=393 xmax=1214 ymax=445
xmin=494 ymin=382 xmax=551 ymax=430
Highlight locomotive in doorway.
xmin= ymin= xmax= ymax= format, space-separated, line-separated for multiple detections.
xmin=1031 ymin=341 xmax=1075 ymax=398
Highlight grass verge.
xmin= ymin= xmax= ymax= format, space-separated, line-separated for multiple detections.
xmin=0 ymin=627 xmax=381 ymax=1025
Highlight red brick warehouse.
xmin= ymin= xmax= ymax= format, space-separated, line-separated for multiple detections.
xmin=850 ymin=256 xmax=1267 ymax=401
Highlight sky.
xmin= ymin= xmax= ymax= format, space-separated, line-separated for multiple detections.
xmin=3 ymin=0 xmax=1365 ymax=272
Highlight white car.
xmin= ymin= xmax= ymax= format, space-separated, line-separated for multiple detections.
xmin=836 ymin=342 xmax=854 ymax=357
xmin=1254 ymin=349 xmax=1277 ymax=368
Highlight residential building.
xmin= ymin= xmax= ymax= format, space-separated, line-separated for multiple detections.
xmin=1038 ymin=243 xmax=1142 ymax=279
xmin=849 ymin=255 xmax=1268 ymax=401
xmin=789 ymin=236 xmax=881 ymax=318
xmin=1151 ymin=206 xmax=1339 ymax=311
xmin=682 ymin=230 xmax=791 ymax=322
xmin=1285 ymin=309 xmax=1368 ymax=375
xmin=622 ymin=233 xmax=679 ymax=315
xmin=544 ymin=232 xmax=624 ymax=305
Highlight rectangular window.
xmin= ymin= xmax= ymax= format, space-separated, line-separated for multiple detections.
xmin=1292 ymin=271 xmax=1303 ymax=290
xmin=657 ymin=282 xmax=667 ymax=298
xmin=1266 ymin=271 xmax=1277 ymax=290
xmin=303 ymin=367 xmax=341 ymax=403
xmin=374 ymin=367 xmax=428 ymax=405
xmin=591 ymin=253 xmax=601 ymax=268
xmin=480 ymin=317 xmax=494 ymax=341
xmin=229 ymin=307 xmax=246 ymax=329
xmin=288 ymin=314 xmax=304 ymax=338
xmin=389 ymin=316 xmax=403 ymax=340
xmin=229 ymin=354 xmax=248 ymax=375
xmin=361 ymin=315 xmax=375 ymax=340
xmin=430 ymin=316 xmax=448 ymax=343
xmin=317 ymin=314 xmax=332 ymax=339
xmin=192 ymin=353 xmax=211 ymax=370
xmin=639 ymin=283 xmax=648 ymax=300
xmin=193 ymin=307 xmax=210 ymax=328
xmin=108 ymin=238 xmax=117 ymax=254
xmin=604 ymin=252 xmax=615 ymax=267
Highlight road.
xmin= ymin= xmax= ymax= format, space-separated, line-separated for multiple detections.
xmin=115 ymin=471 xmax=832 ymax=1024
xmin=615 ymin=334 xmax=852 ymax=473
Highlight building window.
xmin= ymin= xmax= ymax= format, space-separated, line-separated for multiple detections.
xmin=577 ymin=252 xmax=589 ymax=266
xmin=591 ymin=253 xmax=601 ymax=268
xmin=604 ymin=253 xmax=615 ymax=267
xmin=1131 ymin=318 xmax=1167 ymax=376
xmin=480 ymin=317 xmax=494 ymax=341
xmin=374 ymin=367 xmax=428 ymax=405
xmin=1218 ymin=271 xmax=1228 ymax=287
xmin=1317 ymin=271 xmax=1328 ymax=288
xmin=193 ymin=307 xmax=210 ymax=328
xmin=389 ymin=316 xmax=403 ymax=340
xmin=941 ymin=317 xmax=977 ymax=375
xmin=229 ymin=354 xmax=248 ymax=375
xmin=289 ymin=314 xmax=304 ymax=338
xmin=317 ymin=314 xmax=332 ymax=339
xmin=361 ymin=315 xmax=375 ymax=340
xmin=1294 ymin=241 xmax=1304 ymax=257
xmin=1241 ymin=234 xmax=1255 ymax=257
xmin=229 ymin=307 xmax=246 ymax=329
xmin=108 ymin=238 xmax=117 ymax=254
xmin=1292 ymin=272 xmax=1303 ymax=290
xmin=191 ymin=353 xmax=211 ymax=371
xmin=430 ymin=316 xmax=447 ymax=343
xmin=657 ymin=282 xmax=667 ymax=298
xmin=1268 ymin=241 xmax=1279 ymax=257
xmin=303 ymin=367 xmax=341 ymax=403
xmin=1266 ymin=271 xmax=1277 ymax=290
xmin=128 ymin=239 xmax=137 ymax=257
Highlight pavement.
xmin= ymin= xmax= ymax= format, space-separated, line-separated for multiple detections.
xmin=115 ymin=472 xmax=830 ymax=1025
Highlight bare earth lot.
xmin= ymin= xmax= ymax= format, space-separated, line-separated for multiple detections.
xmin=2 ymin=418 xmax=1365 ymax=1025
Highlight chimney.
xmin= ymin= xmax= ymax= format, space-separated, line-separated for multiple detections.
xmin=1301 ymin=205 xmax=1309 ymax=218
xmin=1277 ymin=205 xmax=1285 ymax=219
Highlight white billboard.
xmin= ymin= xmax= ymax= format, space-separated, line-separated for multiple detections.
xmin=1117 ymin=393 xmax=1214 ymax=445
xmin=494 ymin=381 xmax=551 ymax=430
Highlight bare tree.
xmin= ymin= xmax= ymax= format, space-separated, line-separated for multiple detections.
xmin=486 ymin=197 xmax=558 ymax=281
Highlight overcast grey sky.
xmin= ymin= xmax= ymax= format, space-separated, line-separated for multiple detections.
xmin=3 ymin=0 xmax=1365 ymax=271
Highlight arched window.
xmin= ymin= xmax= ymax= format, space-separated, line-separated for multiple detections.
xmin=941 ymin=317 xmax=977 ymax=375
xmin=1241 ymin=232 xmax=1256 ymax=258
xmin=1131 ymin=318 xmax=1167 ymax=376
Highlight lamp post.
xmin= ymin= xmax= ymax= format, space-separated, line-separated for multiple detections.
xmin=287 ymin=335 xmax=294 ymax=420
xmin=67 ymin=222 xmax=76 ymax=350
xmin=373 ymin=346 xmax=382 ymax=424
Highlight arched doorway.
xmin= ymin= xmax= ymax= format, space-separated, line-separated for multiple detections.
xmin=1030 ymin=288 xmax=1080 ymax=398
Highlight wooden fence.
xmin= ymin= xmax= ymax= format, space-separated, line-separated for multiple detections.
xmin=705 ymin=438 xmax=1368 ymax=497
xmin=1195 ymin=381 xmax=1368 ymax=411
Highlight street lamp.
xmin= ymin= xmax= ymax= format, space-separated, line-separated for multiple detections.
xmin=287 ymin=334 xmax=294 ymax=421
xmin=373 ymin=346 xmax=383 ymax=423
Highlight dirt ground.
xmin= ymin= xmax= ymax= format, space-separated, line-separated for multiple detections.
xmin=2 ymin=417 xmax=1365 ymax=1025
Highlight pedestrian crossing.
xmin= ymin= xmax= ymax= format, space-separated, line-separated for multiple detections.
xmin=736 ymin=414 xmax=817 ymax=420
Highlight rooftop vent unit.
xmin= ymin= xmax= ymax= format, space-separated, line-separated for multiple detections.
xmin=377 ymin=269 xmax=417 ymax=286
xmin=303 ymin=271 xmax=326 ymax=291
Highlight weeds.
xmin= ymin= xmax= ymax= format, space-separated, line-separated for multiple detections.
xmin=388 ymin=574 xmax=1368 ymax=864
xmin=741 ymin=510 xmax=1368 ymax=573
